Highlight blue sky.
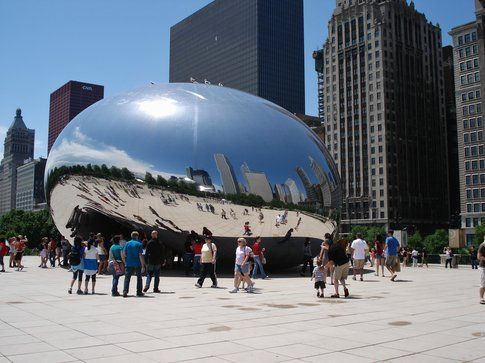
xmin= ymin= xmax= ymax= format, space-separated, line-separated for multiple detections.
xmin=0 ymin=0 xmax=476 ymax=158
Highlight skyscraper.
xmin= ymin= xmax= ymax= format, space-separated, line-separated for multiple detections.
xmin=16 ymin=158 xmax=47 ymax=211
xmin=48 ymin=80 xmax=104 ymax=153
xmin=240 ymin=165 xmax=273 ymax=202
xmin=450 ymin=0 xmax=485 ymax=243
xmin=285 ymin=178 xmax=302 ymax=204
xmin=443 ymin=45 xmax=460 ymax=228
xmin=315 ymin=0 xmax=449 ymax=231
xmin=0 ymin=109 xmax=35 ymax=215
xmin=169 ymin=0 xmax=305 ymax=114
xmin=214 ymin=153 xmax=239 ymax=194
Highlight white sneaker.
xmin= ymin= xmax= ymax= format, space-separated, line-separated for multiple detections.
xmin=229 ymin=288 xmax=238 ymax=293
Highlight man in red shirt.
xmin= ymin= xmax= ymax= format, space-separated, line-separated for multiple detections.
xmin=193 ymin=239 xmax=203 ymax=276
xmin=251 ymin=237 xmax=268 ymax=279
xmin=48 ymin=238 xmax=57 ymax=267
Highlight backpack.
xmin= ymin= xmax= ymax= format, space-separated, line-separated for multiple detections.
xmin=69 ymin=247 xmax=81 ymax=266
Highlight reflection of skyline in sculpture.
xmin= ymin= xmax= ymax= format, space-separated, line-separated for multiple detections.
xmin=309 ymin=156 xmax=331 ymax=207
xmin=214 ymin=153 xmax=239 ymax=195
xmin=295 ymin=166 xmax=318 ymax=202
xmin=186 ymin=167 xmax=214 ymax=191
xmin=240 ymin=162 xmax=273 ymax=202
xmin=275 ymin=183 xmax=292 ymax=203
xmin=285 ymin=178 xmax=302 ymax=204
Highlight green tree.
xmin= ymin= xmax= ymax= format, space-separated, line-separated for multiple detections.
xmin=423 ymin=229 xmax=448 ymax=254
xmin=407 ymin=231 xmax=424 ymax=250
xmin=156 ymin=175 xmax=167 ymax=187
xmin=144 ymin=172 xmax=157 ymax=186
xmin=0 ymin=209 xmax=59 ymax=248
xmin=474 ymin=223 xmax=485 ymax=245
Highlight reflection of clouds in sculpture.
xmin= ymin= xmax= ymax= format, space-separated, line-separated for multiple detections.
xmin=136 ymin=97 xmax=180 ymax=119
xmin=47 ymin=127 xmax=181 ymax=180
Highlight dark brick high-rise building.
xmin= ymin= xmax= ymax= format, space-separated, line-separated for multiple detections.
xmin=169 ymin=0 xmax=305 ymax=114
xmin=443 ymin=45 xmax=460 ymax=228
xmin=315 ymin=0 xmax=449 ymax=231
xmin=48 ymin=81 xmax=104 ymax=153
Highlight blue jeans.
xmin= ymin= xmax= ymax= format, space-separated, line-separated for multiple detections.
xmin=472 ymin=259 xmax=478 ymax=269
xmin=184 ymin=253 xmax=194 ymax=276
xmin=123 ymin=266 xmax=142 ymax=295
xmin=145 ymin=264 xmax=161 ymax=291
xmin=193 ymin=255 xmax=201 ymax=275
xmin=112 ymin=274 xmax=120 ymax=295
xmin=252 ymin=256 xmax=267 ymax=279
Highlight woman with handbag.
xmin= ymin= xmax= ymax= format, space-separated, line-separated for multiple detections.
xmin=109 ymin=235 xmax=124 ymax=296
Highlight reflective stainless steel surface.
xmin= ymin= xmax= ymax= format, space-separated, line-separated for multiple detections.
xmin=45 ymin=83 xmax=341 ymax=269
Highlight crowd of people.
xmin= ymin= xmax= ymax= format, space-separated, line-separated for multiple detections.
xmin=1 ymin=228 xmax=484 ymax=304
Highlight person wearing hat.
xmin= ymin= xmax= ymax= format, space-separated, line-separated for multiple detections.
xmin=195 ymin=236 xmax=218 ymax=288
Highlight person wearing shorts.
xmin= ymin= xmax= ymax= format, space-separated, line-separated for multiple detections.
xmin=68 ymin=236 xmax=85 ymax=295
xmin=478 ymin=241 xmax=485 ymax=305
xmin=351 ymin=233 xmax=368 ymax=281
xmin=385 ymin=230 xmax=400 ymax=281
xmin=230 ymin=238 xmax=254 ymax=293
xmin=326 ymin=239 xmax=350 ymax=298
xmin=15 ymin=236 xmax=26 ymax=271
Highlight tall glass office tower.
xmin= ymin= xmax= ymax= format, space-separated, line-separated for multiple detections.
xmin=169 ymin=0 xmax=305 ymax=114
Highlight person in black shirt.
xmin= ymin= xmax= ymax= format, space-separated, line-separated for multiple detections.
xmin=470 ymin=245 xmax=478 ymax=270
xmin=326 ymin=240 xmax=350 ymax=298
xmin=143 ymin=230 xmax=164 ymax=293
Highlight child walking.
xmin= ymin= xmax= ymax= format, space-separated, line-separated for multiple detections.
xmin=311 ymin=260 xmax=326 ymax=298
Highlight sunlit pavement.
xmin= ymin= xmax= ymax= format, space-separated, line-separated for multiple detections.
xmin=0 ymin=256 xmax=484 ymax=362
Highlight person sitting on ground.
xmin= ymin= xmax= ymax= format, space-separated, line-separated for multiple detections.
xmin=326 ymin=239 xmax=350 ymax=298
xmin=311 ymin=259 xmax=326 ymax=298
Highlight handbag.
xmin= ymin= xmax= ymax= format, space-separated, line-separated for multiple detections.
xmin=261 ymin=255 xmax=267 ymax=265
xmin=109 ymin=260 xmax=125 ymax=276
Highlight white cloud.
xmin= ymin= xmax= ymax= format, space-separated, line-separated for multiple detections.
xmin=47 ymin=127 xmax=182 ymax=179
xmin=0 ymin=125 xmax=7 ymax=143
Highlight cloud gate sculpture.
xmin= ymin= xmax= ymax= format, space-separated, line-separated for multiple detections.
xmin=45 ymin=83 xmax=341 ymax=269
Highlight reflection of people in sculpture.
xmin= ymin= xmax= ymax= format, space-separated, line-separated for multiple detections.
xmin=259 ymin=211 xmax=264 ymax=224
xmin=243 ymin=208 xmax=249 ymax=216
xmin=202 ymin=227 xmax=212 ymax=238
xmin=243 ymin=222 xmax=252 ymax=236
xmin=295 ymin=217 xmax=302 ymax=231
xmin=278 ymin=228 xmax=293 ymax=244
xmin=221 ymin=209 xmax=228 ymax=219
xmin=275 ymin=214 xmax=280 ymax=227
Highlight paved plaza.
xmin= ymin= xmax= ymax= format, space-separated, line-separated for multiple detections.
xmin=1 ymin=257 xmax=484 ymax=363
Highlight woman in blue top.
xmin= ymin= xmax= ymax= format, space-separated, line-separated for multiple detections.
xmin=83 ymin=239 xmax=99 ymax=294
xmin=68 ymin=236 xmax=85 ymax=295
xmin=109 ymin=235 xmax=124 ymax=296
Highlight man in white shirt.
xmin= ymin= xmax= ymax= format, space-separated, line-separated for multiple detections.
xmin=351 ymin=233 xmax=369 ymax=281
